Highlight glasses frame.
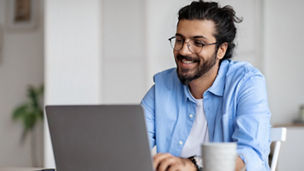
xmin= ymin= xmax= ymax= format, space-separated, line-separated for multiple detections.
xmin=168 ymin=36 xmax=217 ymax=54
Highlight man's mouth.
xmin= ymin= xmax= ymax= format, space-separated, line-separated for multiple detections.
xmin=177 ymin=55 xmax=200 ymax=64
xmin=182 ymin=59 xmax=195 ymax=64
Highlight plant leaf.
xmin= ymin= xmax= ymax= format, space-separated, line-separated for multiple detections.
xmin=12 ymin=104 xmax=29 ymax=120
xmin=12 ymin=84 xmax=44 ymax=141
xmin=23 ymin=112 xmax=36 ymax=130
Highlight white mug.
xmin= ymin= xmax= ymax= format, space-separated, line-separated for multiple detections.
xmin=201 ymin=142 xmax=237 ymax=171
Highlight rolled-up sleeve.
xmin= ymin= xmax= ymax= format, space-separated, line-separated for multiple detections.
xmin=141 ymin=85 xmax=156 ymax=149
xmin=232 ymin=74 xmax=271 ymax=171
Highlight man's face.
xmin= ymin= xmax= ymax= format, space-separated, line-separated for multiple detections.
xmin=174 ymin=19 xmax=220 ymax=85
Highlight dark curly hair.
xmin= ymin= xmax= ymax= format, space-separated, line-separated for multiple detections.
xmin=178 ymin=0 xmax=242 ymax=61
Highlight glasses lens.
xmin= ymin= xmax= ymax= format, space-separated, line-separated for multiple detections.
xmin=169 ymin=37 xmax=183 ymax=51
xmin=169 ymin=37 xmax=205 ymax=53
xmin=188 ymin=40 xmax=202 ymax=53
xmin=169 ymin=38 xmax=176 ymax=50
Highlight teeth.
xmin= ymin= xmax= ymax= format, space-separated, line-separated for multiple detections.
xmin=182 ymin=59 xmax=194 ymax=64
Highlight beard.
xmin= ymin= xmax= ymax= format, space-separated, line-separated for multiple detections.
xmin=176 ymin=52 xmax=217 ymax=85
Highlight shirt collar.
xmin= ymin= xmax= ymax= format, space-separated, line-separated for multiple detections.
xmin=183 ymin=59 xmax=229 ymax=100
xmin=207 ymin=60 xmax=229 ymax=96
xmin=183 ymin=85 xmax=197 ymax=103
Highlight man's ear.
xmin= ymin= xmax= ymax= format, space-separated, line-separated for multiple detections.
xmin=217 ymin=42 xmax=228 ymax=60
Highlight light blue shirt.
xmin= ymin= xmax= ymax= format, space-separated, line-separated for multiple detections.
xmin=141 ymin=60 xmax=271 ymax=171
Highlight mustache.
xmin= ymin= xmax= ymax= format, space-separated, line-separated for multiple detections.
xmin=177 ymin=55 xmax=200 ymax=63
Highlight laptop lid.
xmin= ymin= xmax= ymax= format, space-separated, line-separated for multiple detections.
xmin=46 ymin=105 xmax=154 ymax=171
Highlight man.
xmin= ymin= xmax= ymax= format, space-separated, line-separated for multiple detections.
xmin=141 ymin=0 xmax=271 ymax=171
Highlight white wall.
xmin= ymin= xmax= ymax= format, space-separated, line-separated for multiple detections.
xmin=221 ymin=0 xmax=264 ymax=70
xmin=102 ymin=0 xmax=146 ymax=103
xmin=264 ymin=0 xmax=304 ymax=124
xmin=0 ymin=0 xmax=44 ymax=167
xmin=44 ymin=0 xmax=103 ymax=167
xmin=145 ymin=0 xmax=189 ymax=87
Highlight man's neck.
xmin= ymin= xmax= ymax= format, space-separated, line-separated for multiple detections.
xmin=188 ymin=64 xmax=219 ymax=99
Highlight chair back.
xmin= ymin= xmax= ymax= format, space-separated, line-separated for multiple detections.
xmin=270 ymin=127 xmax=287 ymax=171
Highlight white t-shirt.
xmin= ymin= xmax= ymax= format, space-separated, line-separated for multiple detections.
xmin=180 ymin=99 xmax=209 ymax=158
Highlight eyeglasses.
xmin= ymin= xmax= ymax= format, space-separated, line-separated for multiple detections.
xmin=168 ymin=36 xmax=217 ymax=53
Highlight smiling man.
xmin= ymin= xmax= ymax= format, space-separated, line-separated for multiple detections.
xmin=141 ymin=1 xmax=271 ymax=171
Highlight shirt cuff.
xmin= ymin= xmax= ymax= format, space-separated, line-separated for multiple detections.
xmin=237 ymin=147 xmax=269 ymax=171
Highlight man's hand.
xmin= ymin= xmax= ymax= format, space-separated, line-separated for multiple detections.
xmin=153 ymin=153 xmax=197 ymax=171
xmin=235 ymin=156 xmax=245 ymax=171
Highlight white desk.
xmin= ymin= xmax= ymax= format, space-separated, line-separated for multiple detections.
xmin=0 ymin=167 xmax=44 ymax=171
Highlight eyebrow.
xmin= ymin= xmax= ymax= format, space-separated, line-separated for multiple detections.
xmin=175 ymin=33 xmax=208 ymax=40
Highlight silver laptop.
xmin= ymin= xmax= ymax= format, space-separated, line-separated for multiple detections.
xmin=45 ymin=105 xmax=154 ymax=171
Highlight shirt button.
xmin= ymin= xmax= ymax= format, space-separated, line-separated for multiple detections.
xmin=189 ymin=114 xmax=194 ymax=118
xmin=179 ymin=140 xmax=183 ymax=145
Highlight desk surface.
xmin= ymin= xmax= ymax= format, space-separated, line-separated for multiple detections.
xmin=274 ymin=123 xmax=304 ymax=127
xmin=0 ymin=167 xmax=44 ymax=171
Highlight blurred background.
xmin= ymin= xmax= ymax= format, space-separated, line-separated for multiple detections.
xmin=0 ymin=0 xmax=303 ymax=170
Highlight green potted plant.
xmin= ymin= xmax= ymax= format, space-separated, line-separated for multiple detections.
xmin=12 ymin=84 xmax=44 ymax=166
